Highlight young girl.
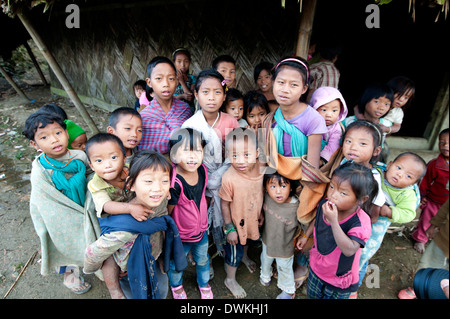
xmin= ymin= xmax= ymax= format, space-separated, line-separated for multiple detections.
xmin=182 ymin=69 xmax=239 ymax=256
xmin=222 ymin=88 xmax=248 ymax=127
xmin=244 ymin=90 xmax=270 ymax=131
xmin=260 ymin=172 xmax=300 ymax=299
xmin=383 ymin=76 xmax=415 ymax=134
xmin=173 ymin=48 xmax=197 ymax=113
xmin=254 ymin=61 xmax=277 ymax=112
xmin=297 ymin=161 xmax=377 ymax=299
xmin=167 ymin=128 xmax=213 ymax=299
xmin=138 ymin=56 xmax=192 ymax=154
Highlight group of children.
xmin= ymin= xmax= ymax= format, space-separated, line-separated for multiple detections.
xmin=22 ymin=49 xmax=449 ymax=300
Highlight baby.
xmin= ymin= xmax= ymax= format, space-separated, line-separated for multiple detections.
xmin=223 ymin=88 xmax=248 ymax=128
xmin=310 ymin=86 xmax=348 ymax=163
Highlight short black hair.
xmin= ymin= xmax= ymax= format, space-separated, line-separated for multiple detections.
xmin=22 ymin=111 xmax=66 ymax=141
xmin=253 ymin=61 xmax=274 ymax=83
xmin=392 ymin=152 xmax=427 ymax=180
xmin=358 ymin=83 xmax=394 ymax=115
xmin=212 ymin=55 xmax=236 ymax=70
xmin=264 ymin=171 xmax=299 ymax=197
xmin=37 ymin=103 xmax=68 ymax=121
xmin=108 ymin=107 xmax=142 ymax=129
xmin=85 ymin=133 xmax=126 ymax=162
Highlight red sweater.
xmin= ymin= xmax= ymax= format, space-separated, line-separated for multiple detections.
xmin=420 ymin=154 xmax=449 ymax=205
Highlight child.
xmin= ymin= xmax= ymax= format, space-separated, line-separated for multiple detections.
xmin=23 ymin=111 xmax=96 ymax=294
xmin=167 ymin=128 xmax=213 ymax=299
xmin=212 ymin=54 xmax=237 ymax=89
xmin=254 ymin=61 xmax=277 ymax=111
xmin=267 ymin=56 xmax=327 ymax=169
xmin=132 ymin=80 xmax=147 ymax=111
xmin=182 ymin=69 xmax=239 ymax=256
xmin=260 ymin=172 xmax=300 ymax=299
xmin=65 ymin=119 xmax=87 ymax=151
xmin=382 ymin=76 xmax=415 ymax=134
xmin=413 ymin=128 xmax=449 ymax=253
xmin=106 ymin=107 xmax=143 ymax=165
xmin=310 ymin=86 xmax=348 ymax=163
xmin=244 ymin=90 xmax=270 ymax=131
xmin=83 ymin=133 xmax=155 ymax=299
xmin=297 ymin=162 xmax=376 ymax=299
xmin=357 ymin=152 xmax=426 ymax=288
xmin=139 ymin=56 xmax=192 ymax=154
xmin=173 ymin=48 xmax=197 ymax=113
xmin=222 ymin=88 xmax=248 ymax=127
xmin=219 ymin=128 xmax=266 ymax=299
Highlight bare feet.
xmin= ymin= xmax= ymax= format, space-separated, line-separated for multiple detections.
xmin=224 ymin=278 xmax=247 ymax=299
xmin=414 ymin=242 xmax=425 ymax=254
xmin=241 ymin=255 xmax=257 ymax=273
xmin=294 ymin=265 xmax=309 ymax=289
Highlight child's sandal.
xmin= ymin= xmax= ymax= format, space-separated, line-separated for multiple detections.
xmin=199 ymin=284 xmax=213 ymax=299
xmin=171 ymin=285 xmax=187 ymax=299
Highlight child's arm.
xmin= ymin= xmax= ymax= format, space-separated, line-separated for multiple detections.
xmin=323 ymin=201 xmax=360 ymax=257
xmin=168 ymin=204 xmax=175 ymax=216
xmin=103 ymin=201 xmax=153 ymax=222
xmin=296 ymin=219 xmax=315 ymax=251
xmin=381 ymin=191 xmax=417 ymax=224
xmin=307 ymin=134 xmax=323 ymax=168
xmin=221 ymin=199 xmax=238 ymax=245
xmin=369 ymin=205 xmax=381 ymax=224
xmin=353 ymin=105 xmax=366 ymax=120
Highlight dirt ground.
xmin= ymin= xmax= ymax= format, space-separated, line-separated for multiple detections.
xmin=0 ymin=80 xmax=425 ymax=300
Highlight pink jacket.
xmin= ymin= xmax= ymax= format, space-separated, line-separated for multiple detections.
xmin=310 ymin=86 xmax=348 ymax=161
xmin=170 ymin=164 xmax=209 ymax=242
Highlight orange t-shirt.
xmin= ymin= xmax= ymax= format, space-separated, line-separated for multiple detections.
xmin=219 ymin=164 xmax=265 ymax=245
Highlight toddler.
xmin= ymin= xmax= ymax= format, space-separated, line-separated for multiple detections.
xmin=260 ymin=172 xmax=300 ymax=299
xmin=244 ymin=90 xmax=270 ymax=131
xmin=310 ymin=86 xmax=348 ymax=163
xmin=219 ymin=128 xmax=266 ymax=298
xmin=222 ymin=88 xmax=248 ymax=127
xmin=65 ymin=119 xmax=87 ymax=151
xmin=298 ymin=162 xmax=376 ymax=299
xmin=107 ymin=107 xmax=143 ymax=165
xmin=213 ymin=54 xmax=237 ymax=89
xmin=413 ymin=128 xmax=449 ymax=253
xmin=167 ymin=128 xmax=212 ymax=299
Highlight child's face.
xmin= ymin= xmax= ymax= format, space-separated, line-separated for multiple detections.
xmin=266 ymin=177 xmax=291 ymax=204
xmin=131 ymin=167 xmax=171 ymax=209
xmin=225 ymin=99 xmax=244 ymax=121
xmin=107 ymin=114 xmax=143 ymax=152
xmin=342 ymin=127 xmax=381 ymax=167
xmin=256 ymin=69 xmax=273 ymax=93
xmin=392 ymin=90 xmax=413 ymax=108
xmin=216 ymin=62 xmax=236 ymax=88
xmin=134 ymin=86 xmax=144 ymax=99
xmin=246 ymin=105 xmax=267 ymax=129
xmin=88 ymin=141 xmax=125 ymax=182
xmin=147 ymin=63 xmax=178 ymax=102
xmin=194 ymin=78 xmax=226 ymax=115
xmin=228 ymin=138 xmax=259 ymax=174
xmin=70 ymin=133 xmax=87 ymax=151
xmin=317 ymin=99 xmax=341 ymax=126
xmin=272 ymin=66 xmax=308 ymax=107
xmin=327 ymin=176 xmax=358 ymax=214
xmin=173 ymin=138 xmax=204 ymax=174
xmin=174 ymin=53 xmax=190 ymax=74
xmin=30 ymin=121 xmax=69 ymax=159
xmin=365 ymin=96 xmax=391 ymax=119
xmin=439 ymin=133 xmax=449 ymax=159
xmin=385 ymin=155 xmax=422 ymax=188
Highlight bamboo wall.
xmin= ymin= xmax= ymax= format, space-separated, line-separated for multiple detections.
xmin=37 ymin=0 xmax=300 ymax=111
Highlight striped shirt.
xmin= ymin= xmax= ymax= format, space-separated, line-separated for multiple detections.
xmin=138 ymin=98 xmax=192 ymax=153
xmin=307 ymin=61 xmax=340 ymax=102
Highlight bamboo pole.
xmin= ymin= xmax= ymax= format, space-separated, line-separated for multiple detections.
xmin=295 ymin=0 xmax=317 ymax=59
xmin=0 ymin=64 xmax=30 ymax=101
xmin=17 ymin=12 xmax=99 ymax=134
xmin=23 ymin=40 xmax=48 ymax=86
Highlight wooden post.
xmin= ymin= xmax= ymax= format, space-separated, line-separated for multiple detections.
xmin=0 ymin=64 xmax=30 ymax=101
xmin=295 ymin=0 xmax=317 ymax=59
xmin=23 ymin=40 xmax=48 ymax=86
xmin=17 ymin=12 xmax=99 ymax=134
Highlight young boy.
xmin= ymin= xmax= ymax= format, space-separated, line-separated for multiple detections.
xmin=22 ymin=111 xmax=96 ymax=294
xmin=310 ymin=86 xmax=348 ymax=163
xmin=212 ymin=54 xmax=237 ymax=89
xmin=106 ymin=107 xmax=143 ymax=165
xmin=358 ymin=152 xmax=427 ymax=288
xmin=413 ymin=128 xmax=449 ymax=253
xmin=219 ymin=128 xmax=265 ymax=298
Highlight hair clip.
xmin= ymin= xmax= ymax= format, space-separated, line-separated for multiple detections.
xmin=221 ymin=80 xmax=226 ymax=86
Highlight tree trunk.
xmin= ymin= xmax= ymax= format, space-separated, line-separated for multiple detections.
xmin=295 ymin=0 xmax=317 ymax=59
xmin=0 ymin=64 xmax=30 ymax=102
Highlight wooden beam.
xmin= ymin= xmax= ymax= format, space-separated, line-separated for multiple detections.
xmin=295 ymin=0 xmax=317 ymax=59
xmin=0 ymin=64 xmax=30 ymax=102
xmin=17 ymin=12 xmax=99 ymax=135
xmin=23 ymin=40 xmax=48 ymax=86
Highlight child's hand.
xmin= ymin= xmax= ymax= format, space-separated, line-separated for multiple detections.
xmin=322 ymin=201 xmax=338 ymax=224
xmin=129 ymin=203 xmax=154 ymax=221
xmin=296 ymin=237 xmax=308 ymax=251
xmin=226 ymin=231 xmax=239 ymax=246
